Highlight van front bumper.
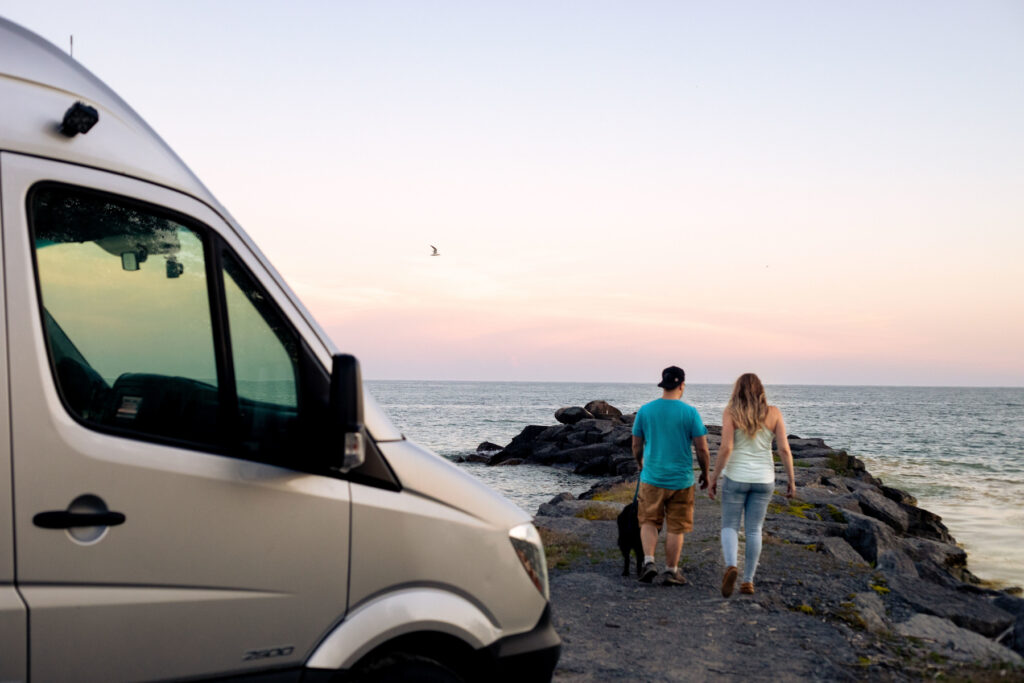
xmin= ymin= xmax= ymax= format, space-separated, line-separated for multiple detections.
xmin=482 ymin=604 xmax=561 ymax=681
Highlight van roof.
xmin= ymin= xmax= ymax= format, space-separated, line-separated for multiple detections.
xmin=0 ymin=16 xmax=215 ymax=204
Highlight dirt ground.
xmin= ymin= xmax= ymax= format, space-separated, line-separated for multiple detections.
xmin=537 ymin=492 xmax=1022 ymax=682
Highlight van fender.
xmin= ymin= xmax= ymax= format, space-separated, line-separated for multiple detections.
xmin=305 ymin=587 xmax=501 ymax=670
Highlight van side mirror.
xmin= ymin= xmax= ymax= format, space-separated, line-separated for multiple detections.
xmin=329 ymin=353 xmax=366 ymax=473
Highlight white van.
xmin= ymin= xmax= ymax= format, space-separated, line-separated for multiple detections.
xmin=0 ymin=17 xmax=558 ymax=683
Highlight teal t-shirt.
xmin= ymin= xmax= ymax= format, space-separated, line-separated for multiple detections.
xmin=632 ymin=398 xmax=708 ymax=489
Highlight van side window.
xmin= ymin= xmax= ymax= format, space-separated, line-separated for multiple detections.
xmin=30 ymin=185 xmax=222 ymax=447
xmin=222 ymin=253 xmax=300 ymax=458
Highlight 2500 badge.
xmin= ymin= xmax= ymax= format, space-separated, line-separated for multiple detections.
xmin=243 ymin=646 xmax=294 ymax=661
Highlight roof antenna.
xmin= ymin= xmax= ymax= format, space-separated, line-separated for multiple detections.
xmin=69 ymin=34 xmax=73 ymax=58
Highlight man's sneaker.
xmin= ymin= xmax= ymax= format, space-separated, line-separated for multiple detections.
xmin=661 ymin=568 xmax=687 ymax=586
xmin=639 ymin=561 xmax=657 ymax=583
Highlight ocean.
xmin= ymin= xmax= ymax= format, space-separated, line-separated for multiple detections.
xmin=365 ymin=381 xmax=1024 ymax=588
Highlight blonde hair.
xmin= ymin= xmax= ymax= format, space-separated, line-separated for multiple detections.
xmin=728 ymin=373 xmax=769 ymax=437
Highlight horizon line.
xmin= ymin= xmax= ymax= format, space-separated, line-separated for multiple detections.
xmin=363 ymin=378 xmax=1024 ymax=390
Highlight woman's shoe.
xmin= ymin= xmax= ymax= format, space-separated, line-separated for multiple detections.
xmin=739 ymin=582 xmax=755 ymax=594
xmin=721 ymin=566 xmax=738 ymax=597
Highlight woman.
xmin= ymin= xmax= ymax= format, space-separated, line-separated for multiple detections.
xmin=709 ymin=373 xmax=796 ymax=597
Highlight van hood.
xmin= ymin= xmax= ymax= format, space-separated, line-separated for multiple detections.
xmin=376 ymin=439 xmax=533 ymax=529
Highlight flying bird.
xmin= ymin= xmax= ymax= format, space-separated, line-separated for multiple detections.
xmin=430 ymin=245 xmax=440 ymax=256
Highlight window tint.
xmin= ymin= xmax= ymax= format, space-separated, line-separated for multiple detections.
xmin=31 ymin=185 xmax=222 ymax=447
xmin=223 ymin=253 xmax=300 ymax=457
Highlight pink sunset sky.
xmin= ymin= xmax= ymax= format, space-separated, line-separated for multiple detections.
xmin=5 ymin=1 xmax=1023 ymax=386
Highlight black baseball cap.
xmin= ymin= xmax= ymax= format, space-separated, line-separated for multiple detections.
xmin=657 ymin=366 xmax=686 ymax=389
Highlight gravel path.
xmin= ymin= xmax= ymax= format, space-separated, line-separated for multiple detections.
xmin=537 ymin=493 xmax=1021 ymax=682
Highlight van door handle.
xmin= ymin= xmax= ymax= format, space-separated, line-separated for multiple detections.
xmin=33 ymin=511 xmax=127 ymax=529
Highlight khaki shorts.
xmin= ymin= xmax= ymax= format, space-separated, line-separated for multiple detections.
xmin=637 ymin=482 xmax=695 ymax=534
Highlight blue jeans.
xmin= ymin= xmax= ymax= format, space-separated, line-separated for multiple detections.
xmin=720 ymin=477 xmax=774 ymax=583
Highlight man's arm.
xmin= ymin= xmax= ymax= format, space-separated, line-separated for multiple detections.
xmin=693 ymin=435 xmax=710 ymax=489
xmin=632 ymin=435 xmax=644 ymax=471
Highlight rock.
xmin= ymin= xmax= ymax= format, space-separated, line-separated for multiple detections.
xmin=792 ymin=486 xmax=861 ymax=516
xmin=577 ymin=475 xmax=637 ymax=500
xmin=887 ymin=575 xmax=1016 ymax=638
xmin=548 ymin=492 xmax=575 ymax=505
xmin=894 ymin=614 xmax=1024 ymax=665
xmin=492 ymin=424 xmax=548 ymax=463
xmin=901 ymin=503 xmax=952 ymax=543
xmin=556 ymin=443 xmax=617 ymax=464
xmin=494 ymin=458 xmax=524 ymax=466
xmin=790 ymin=468 xmax=827 ymax=487
xmin=611 ymin=428 xmax=633 ymax=448
xmin=476 ymin=441 xmax=504 ymax=454
xmin=825 ymin=452 xmax=881 ymax=485
xmin=792 ymin=455 xmax=834 ymax=468
xmin=614 ymin=459 xmax=639 ymax=476
xmin=880 ymin=485 xmax=917 ymax=506
xmin=528 ymin=442 xmax=561 ymax=465
xmin=842 ymin=513 xmax=918 ymax=576
xmin=535 ymin=499 xmax=621 ymax=519
xmin=853 ymin=591 xmax=889 ymax=634
xmin=787 ymin=437 xmax=828 ymax=450
xmin=902 ymin=537 xmax=969 ymax=584
xmin=583 ymin=400 xmax=623 ymax=421
xmin=819 ymin=537 xmax=869 ymax=567
xmin=993 ymin=595 xmax=1024 ymax=657
xmin=555 ymin=406 xmax=594 ymax=425
xmin=853 ymin=488 xmax=910 ymax=533
xmin=566 ymin=420 xmax=618 ymax=447
xmin=535 ymin=425 xmax=570 ymax=443
xmin=790 ymin=447 xmax=835 ymax=458
xmin=465 ymin=453 xmax=492 ymax=464
xmin=574 ymin=456 xmax=611 ymax=476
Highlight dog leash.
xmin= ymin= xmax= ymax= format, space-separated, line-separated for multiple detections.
xmin=633 ymin=478 xmax=640 ymax=503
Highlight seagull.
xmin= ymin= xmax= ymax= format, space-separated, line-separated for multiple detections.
xmin=430 ymin=245 xmax=440 ymax=256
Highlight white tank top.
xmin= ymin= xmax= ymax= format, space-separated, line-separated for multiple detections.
xmin=723 ymin=425 xmax=775 ymax=484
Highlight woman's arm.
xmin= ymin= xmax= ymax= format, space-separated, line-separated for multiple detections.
xmin=772 ymin=406 xmax=796 ymax=498
xmin=708 ymin=410 xmax=734 ymax=499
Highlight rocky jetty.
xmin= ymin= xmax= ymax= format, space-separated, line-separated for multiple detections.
xmin=489 ymin=401 xmax=1024 ymax=679
xmin=462 ymin=400 xmax=639 ymax=476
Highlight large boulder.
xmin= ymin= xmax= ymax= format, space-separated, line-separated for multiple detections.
xmin=842 ymin=512 xmax=918 ymax=576
xmin=880 ymin=485 xmax=917 ymax=506
xmin=491 ymin=425 xmax=548 ymax=464
xmin=902 ymin=537 xmax=969 ymax=583
xmin=853 ymin=488 xmax=910 ymax=533
xmin=895 ymin=614 xmax=1024 ymax=665
xmin=584 ymin=400 xmax=623 ymax=421
xmin=901 ymin=503 xmax=952 ymax=543
xmin=887 ymin=575 xmax=1016 ymax=638
xmin=554 ymin=406 xmax=593 ymax=425
xmin=573 ymin=419 xmax=617 ymax=444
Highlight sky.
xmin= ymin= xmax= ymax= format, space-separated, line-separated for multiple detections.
xmin=3 ymin=1 xmax=1023 ymax=386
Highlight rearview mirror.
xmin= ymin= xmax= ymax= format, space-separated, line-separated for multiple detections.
xmin=329 ymin=353 xmax=365 ymax=473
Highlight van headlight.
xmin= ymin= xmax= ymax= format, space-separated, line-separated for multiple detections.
xmin=509 ymin=523 xmax=549 ymax=600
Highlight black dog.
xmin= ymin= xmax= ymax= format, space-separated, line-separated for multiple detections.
xmin=617 ymin=499 xmax=644 ymax=577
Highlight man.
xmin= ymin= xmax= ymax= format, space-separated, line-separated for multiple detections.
xmin=631 ymin=366 xmax=710 ymax=584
